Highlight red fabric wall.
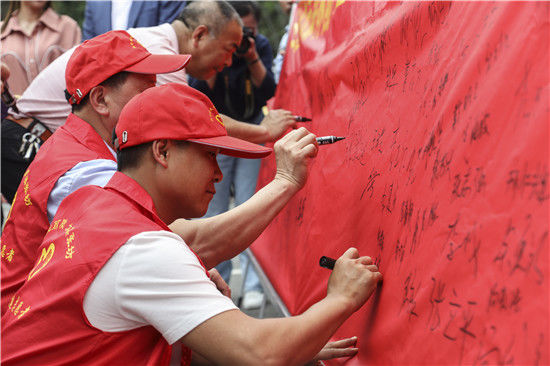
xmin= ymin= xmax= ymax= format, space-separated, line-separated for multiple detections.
xmin=253 ymin=1 xmax=549 ymax=364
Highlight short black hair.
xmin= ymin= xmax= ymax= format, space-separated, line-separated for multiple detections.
xmin=117 ymin=140 xmax=190 ymax=172
xmin=230 ymin=1 xmax=261 ymax=22
xmin=65 ymin=71 xmax=130 ymax=112
xmin=117 ymin=142 xmax=153 ymax=172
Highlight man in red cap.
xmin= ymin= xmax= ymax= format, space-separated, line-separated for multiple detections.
xmin=0 ymin=28 xmax=315 ymax=315
xmin=0 ymin=30 xmax=192 ymax=310
xmin=1 ymin=83 xmax=382 ymax=365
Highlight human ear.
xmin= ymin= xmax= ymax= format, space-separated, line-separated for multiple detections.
xmin=87 ymin=86 xmax=109 ymax=116
xmin=152 ymin=140 xmax=170 ymax=168
xmin=192 ymin=25 xmax=209 ymax=46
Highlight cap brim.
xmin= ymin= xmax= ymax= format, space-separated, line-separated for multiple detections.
xmin=188 ymin=136 xmax=272 ymax=159
xmin=125 ymin=54 xmax=191 ymax=74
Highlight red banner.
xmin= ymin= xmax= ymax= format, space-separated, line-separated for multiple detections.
xmin=253 ymin=1 xmax=549 ymax=364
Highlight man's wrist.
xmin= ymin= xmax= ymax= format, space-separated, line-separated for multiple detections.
xmin=255 ymin=123 xmax=271 ymax=143
xmin=273 ymin=171 xmax=303 ymax=193
xmin=323 ymin=293 xmax=357 ymax=319
xmin=247 ymin=58 xmax=260 ymax=66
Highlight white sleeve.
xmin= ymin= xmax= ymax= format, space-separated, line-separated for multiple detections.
xmin=156 ymin=68 xmax=188 ymax=86
xmin=128 ymin=25 xmax=188 ymax=86
xmin=84 ymin=231 xmax=238 ymax=345
xmin=13 ymin=48 xmax=76 ymax=132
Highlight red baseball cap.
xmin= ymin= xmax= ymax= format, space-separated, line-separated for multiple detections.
xmin=66 ymin=30 xmax=191 ymax=105
xmin=115 ymin=83 xmax=273 ymax=159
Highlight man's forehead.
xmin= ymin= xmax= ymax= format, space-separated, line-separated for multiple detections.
xmin=217 ymin=20 xmax=243 ymax=42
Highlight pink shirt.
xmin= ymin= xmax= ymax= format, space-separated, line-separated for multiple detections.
xmin=1 ymin=8 xmax=81 ymax=96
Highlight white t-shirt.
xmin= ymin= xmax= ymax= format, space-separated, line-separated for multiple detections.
xmin=83 ymin=230 xmax=237 ymax=344
xmin=12 ymin=23 xmax=188 ymax=132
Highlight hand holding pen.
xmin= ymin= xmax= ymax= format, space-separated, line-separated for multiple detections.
xmin=325 ymin=248 xmax=382 ymax=312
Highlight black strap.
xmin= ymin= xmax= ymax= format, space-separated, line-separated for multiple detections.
xmin=224 ymin=69 xmax=255 ymax=121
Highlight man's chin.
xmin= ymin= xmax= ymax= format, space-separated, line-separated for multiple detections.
xmin=197 ymin=202 xmax=211 ymax=218
xmin=190 ymin=69 xmax=214 ymax=81
xmin=186 ymin=66 xmax=212 ymax=81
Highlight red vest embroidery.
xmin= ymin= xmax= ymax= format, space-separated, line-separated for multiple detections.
xmin=1 ymin=114 xmax=116 ymax=313
xmin=1 ymin=172 xmax=194 ymax=365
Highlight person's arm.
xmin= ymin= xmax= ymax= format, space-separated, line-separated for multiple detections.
xmin=220 ymin=113 xmax=270 ymax=143
xmin=242 ymin=37 xmax=267 ymax=88
xmin=169 ymin=128 xmax=317 ymax=269
xmin=191 ymin=336 xmax=360 ymax=366
xmin=242 ymin=34 xmax=276 ymax=96
xmin=250 ymin=35 xmax=277 ymax=99
xmin=181 ymin=248 xmax=383 ymax=365
xmin=191 ymin=352 xmax=214 ymax=365
xmin=221 ymin=109 xmax=297 ymax=144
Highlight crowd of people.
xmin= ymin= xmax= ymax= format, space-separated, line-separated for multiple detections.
xmin=1 ymin=1 xmax=382 ymax=365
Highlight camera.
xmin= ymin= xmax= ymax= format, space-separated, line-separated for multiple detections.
xmin=236 ymin=27 xmax=255 ymax=56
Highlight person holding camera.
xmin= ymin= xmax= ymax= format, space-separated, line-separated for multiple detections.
xmin=189 ymin=1 xmax=276 ymax=309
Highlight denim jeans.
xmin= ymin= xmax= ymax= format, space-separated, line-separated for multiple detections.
xmin=206 ymin=153 xmax=263 ymax=292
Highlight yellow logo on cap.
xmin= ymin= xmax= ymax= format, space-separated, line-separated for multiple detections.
xmin=129 ymin=36 xmax=145 ymax=50
xmin=209 ymin=107 xmax=224 ymax=127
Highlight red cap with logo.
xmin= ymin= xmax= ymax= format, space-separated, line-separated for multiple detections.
xmin=65 ymin=30 xmax=191 ymax=105
xmin=115 ymin=83 xmax=273 ymax=159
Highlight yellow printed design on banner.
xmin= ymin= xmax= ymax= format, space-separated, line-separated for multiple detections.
xmin=290 ymin=0 xmax=345 ymax=52
xmin=7 ymin=295 xmax=31 ymax=320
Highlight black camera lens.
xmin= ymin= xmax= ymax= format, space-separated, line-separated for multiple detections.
xmin=236 ymin=27 xmax=255 ymax=55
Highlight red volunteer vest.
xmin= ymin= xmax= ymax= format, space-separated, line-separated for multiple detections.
xmin=1 ymin=114 xmax=116 ymax=313
xmin=1 ymin=172 xmax=196 ymax=365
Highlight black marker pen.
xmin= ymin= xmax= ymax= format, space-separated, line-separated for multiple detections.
xmin=294 ymin=115 xmax=312 ymax=122
xmin=316 ymin=136 xmax=345 ymax=145
xmin=319 ymin=256 xmax=336 ymax=270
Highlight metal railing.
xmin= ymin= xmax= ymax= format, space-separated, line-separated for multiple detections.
xmin=239 ymin=248 xmax=290 ymax=318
